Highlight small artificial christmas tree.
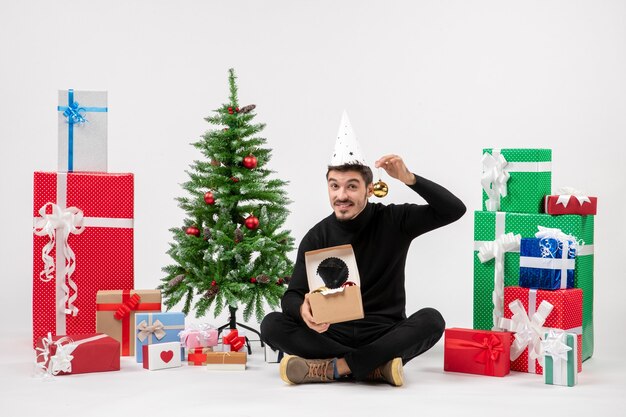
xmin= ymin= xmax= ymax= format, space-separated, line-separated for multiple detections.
xmin=160 ymin=68 xmax=295 ymax=324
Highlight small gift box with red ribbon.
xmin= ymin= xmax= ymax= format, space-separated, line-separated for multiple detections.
xmin=32 ymin=172 xmax=134 ymax=348
xmin=544 ymin=187 xmax=597 ymax=216
xmin=519 ymin=227 xmax=579 ymax=290
xmin=444 ymin=328 xmax=512 ymax=377
xmin=35 ymin=333 xmax=120 ymax=376
xmin=304 ymin=245 xmax=364 ymax=324
xmin=135 ymin=312 xmax=185 ymax=362
xmin=178 ymin=323 xmax=218 ymax=349
xmin=187 ymin=347 xmax=214 ymax=365
xmin=143 ymin=341 xmax=182 ymax=370
xmin=222 ymin=329 xmax=246 ymax=352
xmin=96 ymin=290 xmax=161 ymax=356
xmin=205 ymin=351 xmax=247 ymax=371
xmin=500 ymin=286 xmax=583 ymax=375
xmin=57 ymin=89 xmax=108 ymax=173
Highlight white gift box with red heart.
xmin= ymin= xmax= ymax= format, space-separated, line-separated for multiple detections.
xmin=142 ymin=341 xmax=182 ymax=370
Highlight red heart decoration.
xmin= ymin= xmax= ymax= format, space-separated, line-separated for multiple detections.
xmin=160 ymin=350 xmax=174 ymax=363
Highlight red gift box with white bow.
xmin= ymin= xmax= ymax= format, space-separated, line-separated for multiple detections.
xmin=500 ymin=286 xmax=583 ymax=375
xmin=35 ymin=333 xmax=120 ymax=376
xmin=544 ymin=189 xmax=597 ymax=215
xmin=32 ymin=172 xmax=134 ymax=348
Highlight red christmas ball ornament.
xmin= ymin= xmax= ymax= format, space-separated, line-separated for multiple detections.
xmin=244 ymin=215 xmax=259 ymax=230
xmin=231 ymin=177 xmax=239 ymax=183
xmin=250 ymin=277 xmax=257 ymax=284
xmin=185 ymin=226 xmax=201 ymax=237
xmin=211 ymin=280 xmax=217 ymax=287
xmin=204 ymin=191 xmax=215 ymax=205
xmin=242 ymin=154 xmax=258 ymax=169
xmin=277 ymin=278 xmax=284 ymax=285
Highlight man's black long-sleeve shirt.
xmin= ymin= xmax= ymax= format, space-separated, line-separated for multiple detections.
xmin=281 ymin=174 xmax=466 ymax=323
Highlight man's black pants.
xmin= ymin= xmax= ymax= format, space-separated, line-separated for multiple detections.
xmin=260 ymin=307 xmax=445 ymax=380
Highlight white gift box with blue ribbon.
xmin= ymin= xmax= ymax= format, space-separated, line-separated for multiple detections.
xmin=519 ymin=227 xmax=577 ymax=290
xmin=57 ymin=89 xmax=108 ymax=172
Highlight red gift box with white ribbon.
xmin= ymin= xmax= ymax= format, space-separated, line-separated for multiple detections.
xmin=32 ymin=172 xmax=134 ymax=347
xmin=500 ymin=286 xmax=583 ymax=375
xmin=35 ymin=333 xmax=120 ymax=376
xmin=544 ymin=188 xmax=597 ymax=215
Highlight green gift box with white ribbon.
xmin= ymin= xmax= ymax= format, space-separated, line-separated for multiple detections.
xmin=473 ymin=210 xmax=594 ymax=360
xmin=543 ymin=331 xmax=578 ymax=387
xmin=482 ymin=148 xmax=552 ymax=213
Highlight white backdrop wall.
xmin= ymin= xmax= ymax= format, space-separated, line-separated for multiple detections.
xmin=1 ymin=0 xmax=625 ymax=356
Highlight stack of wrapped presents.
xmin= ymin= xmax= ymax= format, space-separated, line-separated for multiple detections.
xmin=444 ymin=148 xmax=597 ymax=387
xmin=32 ymin=90 xmax=246 ymax=377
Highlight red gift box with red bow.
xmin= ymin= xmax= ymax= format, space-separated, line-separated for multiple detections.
xmin=444 ymin=328 xmax=512 ymax=377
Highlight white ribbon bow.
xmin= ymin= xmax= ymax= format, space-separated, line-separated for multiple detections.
xmin=477 ymin=232 xmax=521 ymax=330
xmin=136 ymin=319 xmax=166 ymax=342
xmin=33 ymin=203 xmax=85 ymax=316
xmin=178 ymin=323 xmax=217 ymax=347
xmin=499 ymin=299 xmax=553 ymax=370
xmin=542 ymin=330 xmax=572 ymax=362
xmin=35 ymin=333 xmax=77 ymax=376
xmin=555 ymin=187 xmax=591 ymax=208
xmin=481 ymin=151 xmax=510 ymax=211
xmin=536 ymin=226 xmax=579 ymax=257
xmin=542 ymin=329 xmax=573 ymax=382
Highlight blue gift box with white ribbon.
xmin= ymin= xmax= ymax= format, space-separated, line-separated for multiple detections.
xmin=57 ymin=89 xmax=108 ymax=172
xmin=519 ymin=237 xmax=576 ymax=290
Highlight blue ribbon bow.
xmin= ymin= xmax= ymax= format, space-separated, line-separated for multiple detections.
xmin=57 ymin=89 xmax=108 ymax=171
xmin=62 ymin=100 xmax=87 ymax=125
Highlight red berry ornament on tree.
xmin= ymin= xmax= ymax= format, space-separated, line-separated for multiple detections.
xmin=185 ymin=226 xmax=200 ymax=237
xmin=211 ymin=280 xmax=217 ymax=287
xmin=204 ymin=191 xmax=215 ymax=205
xmin=231 ymin=176 xmax=239 ymax=183
xmin=250 ymin=277 xmax=257 ymax=284
xmin=243 ymin=154 xmax=257 ymax=169
xmin=228 ymin=107 xmax=234 ymax=114
xmin=245 ymin=215 xmax=259 ymax=230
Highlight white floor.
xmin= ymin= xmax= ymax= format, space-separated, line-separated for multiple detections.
xmin=1 ymin=331 xmax=624 ymax=417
